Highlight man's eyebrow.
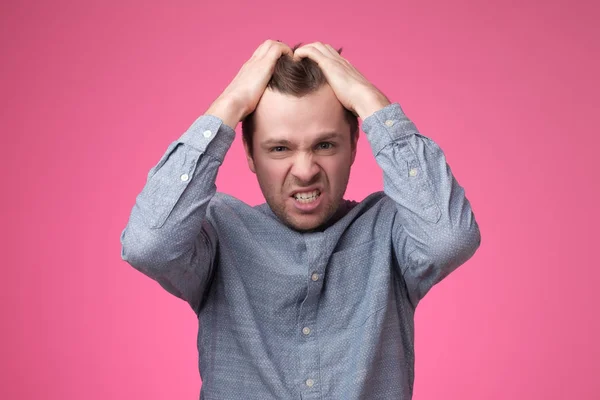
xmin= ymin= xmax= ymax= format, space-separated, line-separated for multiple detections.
xmin=261 ymin=139 xmax=294 ymax=148
xmin=314 ymin=131 xmax=343 ymax=142
xmin=260 ymin=132 xmax=343 ymax=148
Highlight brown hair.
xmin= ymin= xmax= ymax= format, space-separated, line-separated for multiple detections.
xmin=242 ymin=44 xmax=359 ymax=157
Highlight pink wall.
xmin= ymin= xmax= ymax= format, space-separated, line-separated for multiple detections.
xmin=2 ymin=0 xmax=599 ymax=398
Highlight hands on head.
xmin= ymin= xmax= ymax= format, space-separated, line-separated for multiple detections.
xmin=206 ymin=40 xmax=390 ymax=128
xmin=293 ymin=42 xmax=390 ymax=120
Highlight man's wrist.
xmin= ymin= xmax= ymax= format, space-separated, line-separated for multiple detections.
xmin=355 ymin=91 xmax=391 ymax=120
xmin=205 ymin=97 xmax=244 ymax=130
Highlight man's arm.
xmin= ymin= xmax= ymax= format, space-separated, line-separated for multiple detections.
xmin=295 ymin=43 xmax=481 ymax=307
xmin=120 ymin=40 xmax=293 ymax=313
xmin=120 ymin=115 xmax=234 ymax=314
xmin=361 ymin=103 xmax=481 ymax=307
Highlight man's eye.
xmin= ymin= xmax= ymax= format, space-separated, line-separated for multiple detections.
xmin=270 ymin=146 xmax=288 ymax=152
xmin=317 ymin=142 xmax=334 ymax=150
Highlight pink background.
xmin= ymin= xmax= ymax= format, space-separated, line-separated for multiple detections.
xmin=2 ymin=0 xmax=599 ymax=399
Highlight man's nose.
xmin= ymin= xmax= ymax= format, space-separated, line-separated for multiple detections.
xmin=290 ymin=153 xmax=320 ymax=183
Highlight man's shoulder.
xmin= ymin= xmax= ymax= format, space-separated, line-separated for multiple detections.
xmin=207 ymin=192 xmax=256 ymax=214
xmin=205 ymin=193 xmax=276 ymax=225
xmin=344 ymin=191 xmax=392 ymax=214
xmin=208 ymin=192 xmax=244 ymax=207
xmin=207 ymin=193 xmax=270 ymax=213
xmin=328 ymin=191 xmax=395 ymax=229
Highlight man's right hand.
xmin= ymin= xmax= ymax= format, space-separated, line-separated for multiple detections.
xmin=205 ymin=40 xmax=293 ymax=129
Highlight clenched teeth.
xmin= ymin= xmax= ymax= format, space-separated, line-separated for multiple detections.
xmin=293 ymin=190 xmax=321 ymax=203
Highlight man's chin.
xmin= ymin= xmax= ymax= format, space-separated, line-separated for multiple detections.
xmin=284 ymin=215 xmax=326 ymax=233
xmin=267 ymin=197 xmax=341 ymax=232
xmin=283 ymin=207 xmax=343 ymax=232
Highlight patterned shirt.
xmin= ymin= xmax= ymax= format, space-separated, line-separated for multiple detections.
xmin=120 ymin=102 xmax=481 ymax=399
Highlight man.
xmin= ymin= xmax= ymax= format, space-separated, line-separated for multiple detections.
xmin=121 ymin=40 xmax=481 ymax=399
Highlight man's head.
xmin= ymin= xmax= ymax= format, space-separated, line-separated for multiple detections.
xmin=242 ymin=46 xmax=359 ymax=232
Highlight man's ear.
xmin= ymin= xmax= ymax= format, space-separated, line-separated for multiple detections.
xmin=242 ymin=138 xmax=256 ymax=174
xmin=350 ymin=133 xmax=359 ymax=166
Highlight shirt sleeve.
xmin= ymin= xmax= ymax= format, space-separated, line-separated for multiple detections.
xmin=362 ymin=103 xmax=481 ymax=307
xmin=120 ymin=114 xmax=235 ymax=314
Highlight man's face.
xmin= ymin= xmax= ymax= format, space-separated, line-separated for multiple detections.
xmin=244 ymin=84 xmax=358 ymax=232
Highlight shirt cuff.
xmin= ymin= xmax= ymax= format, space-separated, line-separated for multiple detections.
xmin=178 ymin=114 xmax=236 ymax=161
xmin=361 ymin=103 xmax=419 ymax=157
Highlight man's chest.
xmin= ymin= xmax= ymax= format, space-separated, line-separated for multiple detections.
xmin=212 ymin=224 xmax=396 ymax=330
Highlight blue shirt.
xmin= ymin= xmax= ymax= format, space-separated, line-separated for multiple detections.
xmin=120 ymin=103 xmax=481 ymax=399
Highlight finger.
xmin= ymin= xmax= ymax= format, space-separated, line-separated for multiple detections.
xmin=252 ymin=39 xmax=272 ymax=58
xmin=267 ymin=41 xmax=294 ymax=60
xmin=295 ymin=42 xmax=342 ymax=64
xmin=296 ymin=42 xmax=332 ymax=57
xmin=293 ymin=44 xmax=329 ymax=64
xmin=324 ymin=44 xmax=344 ymax=59
xmin=253 ymin=39 xmax=291 ymax=59
xmin=309 ymin=42 xmax=340 ymax=59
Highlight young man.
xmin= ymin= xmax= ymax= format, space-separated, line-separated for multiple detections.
xmin=121 ymin=40 xmax=481 ymax=399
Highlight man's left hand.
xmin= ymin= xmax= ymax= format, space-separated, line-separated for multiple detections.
xmin=294 ymin=42 xmax=390 ymax=120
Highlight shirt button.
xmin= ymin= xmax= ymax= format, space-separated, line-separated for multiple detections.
xmin=385 ymin=119 xmax=395 ymax=127
xmin=305 ymin=378 xmax=315 ymax=387
xmin=203 ymin=129 xmax=212 ymax=138
xmin=311 ymin=273 xmax=319 ymax=282
xmin=180 ymin=173 xmax=189 ymax=182
xmin=409 ymin=168 xmax=418 ymax=177
xmin=302 ymin=327 xmax=311 ymax=335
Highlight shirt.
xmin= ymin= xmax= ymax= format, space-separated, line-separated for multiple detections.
xmin=120 ymin=102 xmax=481 ymax=400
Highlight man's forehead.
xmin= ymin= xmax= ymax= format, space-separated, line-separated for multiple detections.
xmin=253 ymin=87 xmax=349 ymax=142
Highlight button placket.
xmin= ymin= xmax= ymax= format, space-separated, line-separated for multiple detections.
xmin=296 ymin=234 xmax=326 ymax=397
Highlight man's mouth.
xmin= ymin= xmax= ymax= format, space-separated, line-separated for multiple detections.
xmin=293 ymin=189 xmax=321 ymax=203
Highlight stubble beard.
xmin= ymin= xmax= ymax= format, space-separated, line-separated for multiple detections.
xmin=266 ymin=195 xmax=338 ymax=232
xmin=260 ymin=173 xmax=350 ymax=233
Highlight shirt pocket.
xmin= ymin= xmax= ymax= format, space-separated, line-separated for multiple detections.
xmin=321 ymin=236 xmax=391 ymax=329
